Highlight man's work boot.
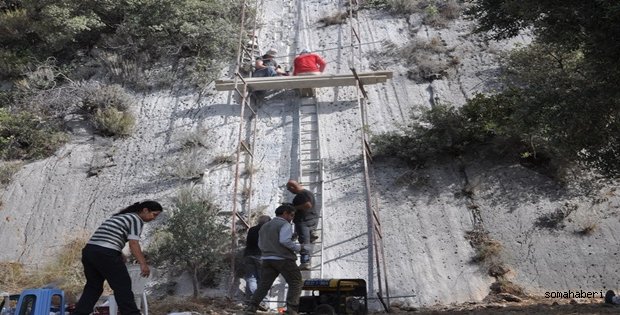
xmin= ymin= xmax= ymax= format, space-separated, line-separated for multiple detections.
xmin=243 ymin=304 xmax=258 ymax=315
xmin=257 ymin=302 xmax=269 ymax=311
xmin=284 ymin=304 xmax=299 ymax=315
xmin=309 ymin=231 xmax=319 ymax=243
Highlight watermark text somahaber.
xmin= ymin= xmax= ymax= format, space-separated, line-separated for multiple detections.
xmin=545 ymin=290 xmax=606 ymax=299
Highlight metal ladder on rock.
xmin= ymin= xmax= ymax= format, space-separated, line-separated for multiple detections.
xmin=297 ymin=96 xmax=325 ymax=278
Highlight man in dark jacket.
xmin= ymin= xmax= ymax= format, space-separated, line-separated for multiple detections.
xmin=253 ymin=48 xmax=287 ymax=77
xmin=244 ymin=215 xmax=271 ymax=309
xmin=286 ymin=180 xmax=316 ymax=270
xmin=244 ymin=204 xmax=304 ymax=315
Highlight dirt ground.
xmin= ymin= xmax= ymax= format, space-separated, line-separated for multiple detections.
xmin=148 ymin=296 xmax=620 ymax=315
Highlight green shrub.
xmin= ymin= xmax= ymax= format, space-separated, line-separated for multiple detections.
xmin=82 ymin=84 xmax=133 ymax=112
xmin=81 ymin=84 xmax=135 ymax=137
xmin=385 ymin=0 xmax=421 ymax=14
xmin=365 ymin=0 xmax=463 ymax=25
xmin=0 ymin=108 xmax=67 ymax=160
xmin=0 ymin=49 xmax=30 ymax=79
xmin=372 ymin=103 xmax=486 ymax=166
xmin=369 ymin=37 xmax=456 ymax=82
xmin=0 ymin=161 xmax=22 ymax=187
xmin=148 ymin=187 xmax=229 ymax=298
xmin=318 ymin=11 xmax=349 ymax=27
xmin=1 ymin=0 xmax=243 ymax=89
xmin=93 ymin=107 xmax=134 ymax=137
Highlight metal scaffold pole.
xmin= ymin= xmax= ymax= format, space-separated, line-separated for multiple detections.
xmin=348 ymin=0 xmax=391 ymax=311
xmin=228 ymin=0 xmax=261 ymax=298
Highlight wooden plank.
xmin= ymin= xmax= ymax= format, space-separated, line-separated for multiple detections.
xmin=215 ymin=71 xmax=393 ymax=91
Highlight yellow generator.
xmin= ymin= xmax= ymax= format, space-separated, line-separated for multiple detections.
xmin=298 ymin=279 xmax=367 ymax=315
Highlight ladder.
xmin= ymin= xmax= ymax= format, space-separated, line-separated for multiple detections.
xmin=348 ymin=0 xmax=391 ymax=311
xmin=297 ymin=96 xmax=325 ymax=278
xmin=228 ymin=0 xmax=260 ymax=297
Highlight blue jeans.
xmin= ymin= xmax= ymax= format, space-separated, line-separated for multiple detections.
xmin=293 ymin=216 xmax=311 ymax=263
xmin=253 ymin=66 xmax=277 ymax=77
xmin=244 ymin=255 xmax=261 ymax=297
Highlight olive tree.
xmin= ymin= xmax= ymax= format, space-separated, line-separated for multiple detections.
xmin=148 ymin=188 xmax=229 ymax=298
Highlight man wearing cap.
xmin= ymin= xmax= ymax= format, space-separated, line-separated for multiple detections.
xmin=292 ymin=48 xmax=327 ymax=76
xmin=253 ymin=48 xmax=287 ymax=77
xmin=244 ymin=204 xmax=304 ymax=315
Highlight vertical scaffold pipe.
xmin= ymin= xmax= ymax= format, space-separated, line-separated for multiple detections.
xmin=228 ymin=0 xmax=249 ymax=298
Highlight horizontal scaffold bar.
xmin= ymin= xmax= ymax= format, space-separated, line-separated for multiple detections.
xmin=215 ymin=71 xmax=393 ymax=91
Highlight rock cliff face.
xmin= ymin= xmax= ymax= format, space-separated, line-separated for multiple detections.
xmin=1 ymin=0 xmax=619 ymax=309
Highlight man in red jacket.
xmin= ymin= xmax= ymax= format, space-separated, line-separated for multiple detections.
xmin=292 ymin=48 xmax=327 ymax=76
xmin=293 ymin=48 xmax=326 ymax=97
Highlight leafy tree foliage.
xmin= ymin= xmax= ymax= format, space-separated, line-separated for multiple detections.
xmin=0 ymin=108 xmax=67 ymax=160
xmin=148 ymin=188 xmax=229 ymax=299
xmin=0 ymin=0 xmax=242 ymax=80
xmin=372 ymin=104 xmax=490 ymax=166
xmin=461 ymin=1 xmax=620 ymax=176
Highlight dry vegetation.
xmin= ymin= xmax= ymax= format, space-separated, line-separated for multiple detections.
xmin=81 ymin=84 xmax=136 ymax=137
xmin=0 ymin=161 xmax=22 ymax=187
xmin=0 ymin=235 xmax=90 ymax=301
xmin=364 ymin=0 xmax=463 ymax=27
xmin=213 ymin=154 xmax=235 ymax=165
xmin=368 ymin=37 xmax=458 ymax=82
xmin=465 ymin=229 xmax=502 ymax=264
xmin=318 ymin=11 xmax=349 ymax=27
xmin=149 ymin=296 xmax=243 ymax=314
xmin=577 ymin=223 xmax=598 ymax=236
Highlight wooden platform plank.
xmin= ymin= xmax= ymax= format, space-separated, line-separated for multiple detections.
xmin=215 ymin=71 xmax=393 ymax=91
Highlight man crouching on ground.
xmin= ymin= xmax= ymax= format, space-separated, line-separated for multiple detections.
xmin=244 ymin=204 xmax=306 ymax=315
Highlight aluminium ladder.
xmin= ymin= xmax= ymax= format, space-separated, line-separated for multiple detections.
xmin=297 ymin=95 xmax=325 ymax=278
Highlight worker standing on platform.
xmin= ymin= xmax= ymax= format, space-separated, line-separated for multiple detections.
xmin=253 ymin=48 xmax=288 ymax=77
xmin=292 ymin=48 xmax=326 ymax=76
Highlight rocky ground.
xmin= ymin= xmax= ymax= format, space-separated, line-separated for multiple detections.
xmin=148 ymin=295 xmax=620 ymax=315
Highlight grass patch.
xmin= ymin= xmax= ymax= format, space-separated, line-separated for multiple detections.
xmin=534 ymin=204 xmax=577 ymax=230
xmin=0 ymin=108 xmax=68 ymax=160
xmin=81 ymin=84 xmax=135 ymax=137
xmin=576 ymin=223 xmax=597 ymax=236
xmin=318 ymin=11 xmax=349 ymax=27
xmin=213 ymin=154 xmax=234 ymax=165
xmin=465 ymin=229 xmax=502 ymax=263
xmin=0 ymin=235 xmax=88 ymax=300
xmin=0 ymin=161 xmax=22 ymax=187
xmin=365 ymin=0 xmax=463 ymax=27
xmin=164 ymin=149 xmax=207 ymax=180
xmin=180 ymin=129 xmax=210 ymax=151
xmin=93 ymin=107 xmax=135 ymax=137
xmin=368 ymin=37 xmax=456 ymax=82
